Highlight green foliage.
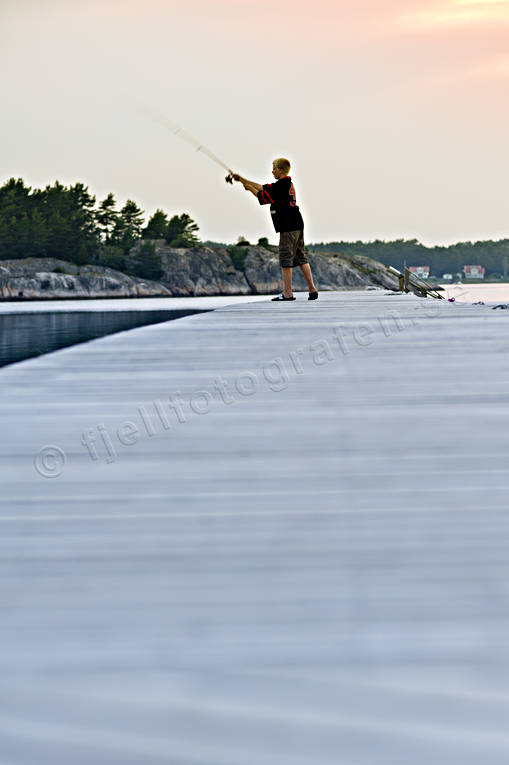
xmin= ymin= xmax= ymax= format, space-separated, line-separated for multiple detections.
xmin=130 ymin=241 xmax=163 ymax=281
xmin=43 ymin=181 xmax=98 ymax=264
xmin=351 ymin=262 xmax=375 ymax=276
xmin=227 ymin=245 xmax=248 ymax=272
xmin=169 ymin=234 xmax=189 ymax=247
xmin=98 ymin=245 xmax=126 ymax=272
xmin=142 ymin=209 xmax=168 ymax=239
xmin=166 ymin=213 xmax=199 ymax=247
xmin=237 ymin=235 xmax=250 ymax=245
xmin=0 ymin=178 xmax=99 ymax=264
xmin=111 ymin=199 xmax=144 ymax=254
xmin=202 ymin=240 xmax=227 ymax=248
xmin=72 ymin=242 xmax=89 ymax=266
xmin=3 ymin=173 xmax=509 ymax=282
xmin=96 ymin=193 xmax=118 ymax=243
xmin=0 ymin=177 xmax=202 ymax=275
xmin=308 ymin=238 xmax=509 ymax=278
xmin=52 ymin=266 xmax=68 ymax=274
xmin=0 ymin=179 xmax=43 ymax=259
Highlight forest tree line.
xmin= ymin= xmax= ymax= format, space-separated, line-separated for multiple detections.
xmin=308 ymin=239 xmax=509 ymax=278
xmin=0 ymin=178 xmax=200 ymax=281
xmin=2 ymin=178 xmax=509 ymax=279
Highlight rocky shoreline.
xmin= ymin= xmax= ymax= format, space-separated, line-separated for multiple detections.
xmin=0 ymin=244 xmax=399 ymax=300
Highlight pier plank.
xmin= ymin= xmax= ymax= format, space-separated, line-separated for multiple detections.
xmin=1 ymin=291 xmax=509 ymax=764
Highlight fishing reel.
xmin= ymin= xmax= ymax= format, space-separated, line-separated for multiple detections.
xmin=225 ymin=173 xmax=233 ymax=184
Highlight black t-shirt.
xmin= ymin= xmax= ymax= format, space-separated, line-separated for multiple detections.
xmin=257 ymin=176 xmax=304 ymax=233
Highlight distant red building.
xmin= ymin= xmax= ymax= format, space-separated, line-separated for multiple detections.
xmin=409 ymin=266 xmax=430 ymax=279
xmin=463 ymin=265 xmax=485 ymax=279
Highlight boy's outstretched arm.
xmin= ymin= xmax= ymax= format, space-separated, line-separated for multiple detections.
xmin=231 ymin=173 xmax=262 ymax=197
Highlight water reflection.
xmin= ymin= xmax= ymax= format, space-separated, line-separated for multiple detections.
xmin=0 ymin=309 xmax=207 ymax=367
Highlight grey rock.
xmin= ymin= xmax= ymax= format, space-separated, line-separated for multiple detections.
xmin=0 ymin=246 xmax=399 ymax=301
xmin=143 ymin=242 xmax=399 ymax=296
xmin=147 ymin=241 xmax=251 ymax=296
xmin=0 ymin=258 xmax=171 ymax=300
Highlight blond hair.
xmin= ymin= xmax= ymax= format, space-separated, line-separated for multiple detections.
xmin=273 ymin=157 xmax=291 ymax=174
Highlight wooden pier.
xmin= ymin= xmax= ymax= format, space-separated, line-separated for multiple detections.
xmin=2 ymin=290 xmax=509 ymax=764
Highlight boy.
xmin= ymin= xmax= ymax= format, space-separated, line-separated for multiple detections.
xmin=232 ymin=158 xmax=318 ymax=301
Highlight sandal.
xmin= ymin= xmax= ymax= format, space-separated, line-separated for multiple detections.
xmin=272 ymin=293 xmax=296 ymax=301
xmin=308 ymin=291 xmax=319 ymax=300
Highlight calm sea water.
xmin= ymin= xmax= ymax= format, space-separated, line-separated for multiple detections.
xmin=0 ymin=295 xmax=271 ymax=368
xmin=0 ymin=309 xmax=207 ymax=368
xmin=6 ymin=284 xmax=502 ymax=369
xmin=439 ymin=283 xmax=509 ymax=303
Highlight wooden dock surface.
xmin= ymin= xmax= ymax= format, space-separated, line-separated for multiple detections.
xmin=2 ymin=291 xmax=509 ymax=764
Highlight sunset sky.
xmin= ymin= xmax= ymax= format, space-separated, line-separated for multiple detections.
xmin=2 ymin=0 xmax=508 ymax=244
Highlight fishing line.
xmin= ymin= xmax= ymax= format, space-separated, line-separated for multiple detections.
xmin=141 ymin=108 xmax=234 ymax=182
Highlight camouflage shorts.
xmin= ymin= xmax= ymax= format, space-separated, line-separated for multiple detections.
xmin=279 ymin=230 xmax=308 ymax=269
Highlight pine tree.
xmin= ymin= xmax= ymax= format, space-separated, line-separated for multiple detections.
xmin=0 ymin=178 xmax=32 ymax=259
xmin=112 ymin=199 xmax=145 ymax=253
xmin=68 ymin=182 xmax=98 ymax=261
xmin=142 ymin=209 xmax=168 ymax=239
xmin=29 ymin=208 xmax=49 ymax=257
xmin=96 ymin=193 xmax=118 ymax=243
xmin=165 ymin=213 xmax=199 ymax=247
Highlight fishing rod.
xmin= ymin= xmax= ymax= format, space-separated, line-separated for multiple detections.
xmin=143 ymin=109 xmax=235 ymax=184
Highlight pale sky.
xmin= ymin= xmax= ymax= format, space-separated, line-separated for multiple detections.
xmin=2 ymin=0 xmax=509 ymax=245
